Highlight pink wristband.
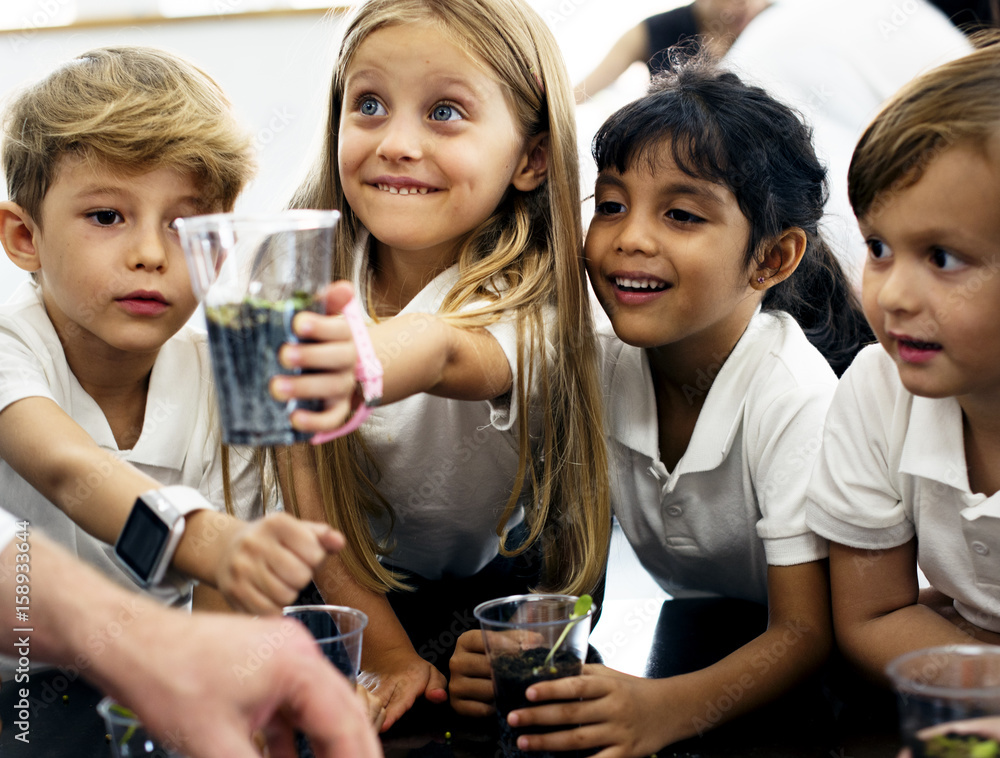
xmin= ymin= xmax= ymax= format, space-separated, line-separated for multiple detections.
xmin=310 ymin=296 xmax=383 ymax=444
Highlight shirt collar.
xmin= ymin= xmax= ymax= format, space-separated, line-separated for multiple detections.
xmin=607 ymin=311 xmax=770 ymax=474
xmin=353 ymin=230 xmax=461 ymax=319
xmin=900 ymin=394 xmax=970 ymax=493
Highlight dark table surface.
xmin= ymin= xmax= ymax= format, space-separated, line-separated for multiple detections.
xmin=0 ymin=597 xmax=903 ymax=758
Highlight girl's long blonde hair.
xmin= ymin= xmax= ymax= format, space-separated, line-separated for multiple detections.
xmin=288 ymin=0 xmax=610 ymax=596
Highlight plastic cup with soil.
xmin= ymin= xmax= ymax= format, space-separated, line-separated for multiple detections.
xmin=887 ymin=645 xmax=1000 ymax=758
xmin=474 ymin=594 xmax=594 ymax=758
xmin=282 ymin=604 xmax=368 ymax=758
xmin=97 ymin=698 xmax=185 ymax=757
xmin=176 ymin=210 xmax=339 ymax=446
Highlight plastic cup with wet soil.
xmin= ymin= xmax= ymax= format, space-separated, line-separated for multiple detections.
xmin=887 ymin=645 xmax=1000 ymax=757
xmin=176 ymin=210 xmax=340 ymax=446
xmin=474 ymin=594 xmax=594 ymax=758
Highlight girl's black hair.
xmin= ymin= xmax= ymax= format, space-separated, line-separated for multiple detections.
xmin=591 ymin=53 xmax=872 ymax=376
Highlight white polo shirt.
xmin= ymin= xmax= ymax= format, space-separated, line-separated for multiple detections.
xmin=0 ymin=507 xmax=16 ymax=555
xmin=806 ymin=345 xmax=1000 ymax=633
xmin=601 ymin=310 xmax=835 ymax=605
xmin=351 ymin=236 xmax=544 ymax=580
xmin=0 ymin=282 xmax=266 ymax=603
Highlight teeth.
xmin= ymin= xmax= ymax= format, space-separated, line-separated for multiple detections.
xmin=376 ymin=183 xmax=429 ymax=195
xmin=614 ymin=277 xmax=667 ymax=291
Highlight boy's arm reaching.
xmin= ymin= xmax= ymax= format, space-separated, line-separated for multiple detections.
xmin=0 ymin=527 xmax=382 ymax=758
xmin=0 ymin=396 xmax=343 ymax=614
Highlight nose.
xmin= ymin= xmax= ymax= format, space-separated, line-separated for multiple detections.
xmin=873 ymin=256 xmax=919 ymax=315
xmin=128 ymin=223 xmax=169 ymax=272
xmin=375 ymin=112 xmax=424 ymax=163
xmin=613 ymin=211 xmax=658 ymax=258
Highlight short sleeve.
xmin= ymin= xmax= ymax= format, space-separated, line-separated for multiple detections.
xmin=0 ymin=508 xmax=18 ymax=554
xmin=484 ymin=304 xmax=557 ymax=432
xmin=0 ymin=319 xmax=57 ymax=414
xmin=805 ymin=346 xmax=915 ymax=550
xmin=752 ymin=379 xmax=834 ymax=566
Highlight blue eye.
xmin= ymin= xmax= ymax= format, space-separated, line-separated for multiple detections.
xmin=431 ymin=104 xmax=462 ymax=122
xmin=867 ymin=238 xmax=891 ymax=260
xmin=930 ymin=247 xmax=965 ymax=271
xmin=359 ymin=97 xmax=385 ymax=117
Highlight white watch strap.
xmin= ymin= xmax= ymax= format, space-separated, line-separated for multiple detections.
xmin=155 ymin=485 xmax=218 ymax=516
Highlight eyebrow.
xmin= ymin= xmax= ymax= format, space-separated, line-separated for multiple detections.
xmin=595 ymin=173 xmax=726 ymax=206
xmin=345 ymin=68 xmax=486 ymax=101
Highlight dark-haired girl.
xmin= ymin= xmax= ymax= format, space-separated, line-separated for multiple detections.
xmin=450 ymin=54 xmax=873 ymax=755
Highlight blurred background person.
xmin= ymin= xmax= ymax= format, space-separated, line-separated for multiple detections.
xmin=573 ymin=0 xmax=770 ymax=103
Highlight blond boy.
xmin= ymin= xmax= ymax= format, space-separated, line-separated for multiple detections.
xmin=0 ymin=47 xmax=342 ymax=669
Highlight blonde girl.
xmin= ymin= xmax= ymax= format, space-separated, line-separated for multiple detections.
xmin=274 ymin=0 xmax=611 ymax=729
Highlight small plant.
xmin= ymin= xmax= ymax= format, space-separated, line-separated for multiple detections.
xmin=533 ymin=594 xmax=592 ymax=675
xmin=922 ymin=733 xmax=1000 ymax=758
xmin=108 ymin=703 xmax=138 ymax=747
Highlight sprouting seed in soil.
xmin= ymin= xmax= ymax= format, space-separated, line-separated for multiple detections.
xmin=533 ymin=594 xmax=592 ymax=675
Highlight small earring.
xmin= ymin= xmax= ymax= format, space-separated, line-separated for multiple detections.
xmin=757 ymin=276 xmax=765 ymax=284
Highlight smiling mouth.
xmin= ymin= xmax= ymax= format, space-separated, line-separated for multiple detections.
xmin=898 ymin=337 xmax=942 ymax=351
xmin=613 ymin=277 xmax=670 ymax=292
xmin=375 ymin=183 xmax=434 ymax=196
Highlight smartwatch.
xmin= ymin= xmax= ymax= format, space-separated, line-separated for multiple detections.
xmin=113 ymin=486 xmax=213 ymax=589
xmin=310 ymin=295 xmax=384 ymax=445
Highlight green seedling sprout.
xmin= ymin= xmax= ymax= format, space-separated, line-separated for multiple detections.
xmin=108 ymin=703 xmax=138 ymax=747
xmin=534 ymin=594 xmax=592 ymax=675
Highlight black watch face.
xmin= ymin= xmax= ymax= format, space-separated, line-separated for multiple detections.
xmin=117 ymin=499 xmax=170 ymax=580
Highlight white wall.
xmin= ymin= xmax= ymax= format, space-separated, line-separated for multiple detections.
xmin=0 ymin=2 xmax=676 ymax=303
xmin=8 ymin=0 xmax=922 ymax=308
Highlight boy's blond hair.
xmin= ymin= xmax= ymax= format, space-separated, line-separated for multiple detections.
xmin=2 ymin=45 xmax=256 ymax=223
xmin=291 ymin=0 xmax=611 ymax=597
xmin=849 ymin=33 xmax=1000 ymax=221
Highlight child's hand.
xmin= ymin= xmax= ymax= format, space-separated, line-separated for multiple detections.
xmin=507 ymin=664 xmax=675 ymax=758
xmin=272 ymin=280 xmax=360 ymax=434
xmin=357 ymin=682 xmax=387 ymax=731
xmin=449 ymin=629 xmax=496 ymax=717
xmin=358 ymin=646 xmax=449 ymax=732
xmin=214 ymin=512 xmax=344 ymax=614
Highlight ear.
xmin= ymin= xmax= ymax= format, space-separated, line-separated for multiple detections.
xmin=0 ymin=201 xmax=41 ymax=273
xmin=750 ymin=227 xmax=807 ymax=291
xmin=511 ymin=132 xmax=549 ymax=192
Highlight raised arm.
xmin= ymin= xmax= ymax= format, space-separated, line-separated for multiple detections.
xmin=274 ymin=281 xmax=513 ymax=436
xmin=573 ymin=22 xmax=650 ymax=104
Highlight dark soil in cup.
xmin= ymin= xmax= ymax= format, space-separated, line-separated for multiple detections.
xmin=492 ymin=646 xmax=590 ymax=758
xmin=916 ymin=732 xmax=1000 ymax=758
xmin=206 ymin=295 xmax=322 ymax=446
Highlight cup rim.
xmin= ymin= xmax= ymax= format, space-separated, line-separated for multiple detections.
xmin=886 ymin=644 xmax=1000 ymax=697
xmin=174 ymin=208 xmax=341 ymax=234
xmin=282 ymin=604 xmax=369 ymax=634
xmin=96 ymin=696 xmax=140 ymax=727
xmin=473 ymin=593 xmax=594 ymax=629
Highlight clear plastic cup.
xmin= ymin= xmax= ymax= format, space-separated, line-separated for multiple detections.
xmin=175 ymin=210 xmax=339 ymax=446
xmin=282 ymin=604 xmax=367 ymax=758
xmin=281 ymin=604 xmax=367 ymax=683
xmin=887 ymin=644 xmax=1000 ymax=757
xmin=474 ymin=594 xmax=593 ymax=758
xmin=97 ymin=698 xmax=185 ymax=757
